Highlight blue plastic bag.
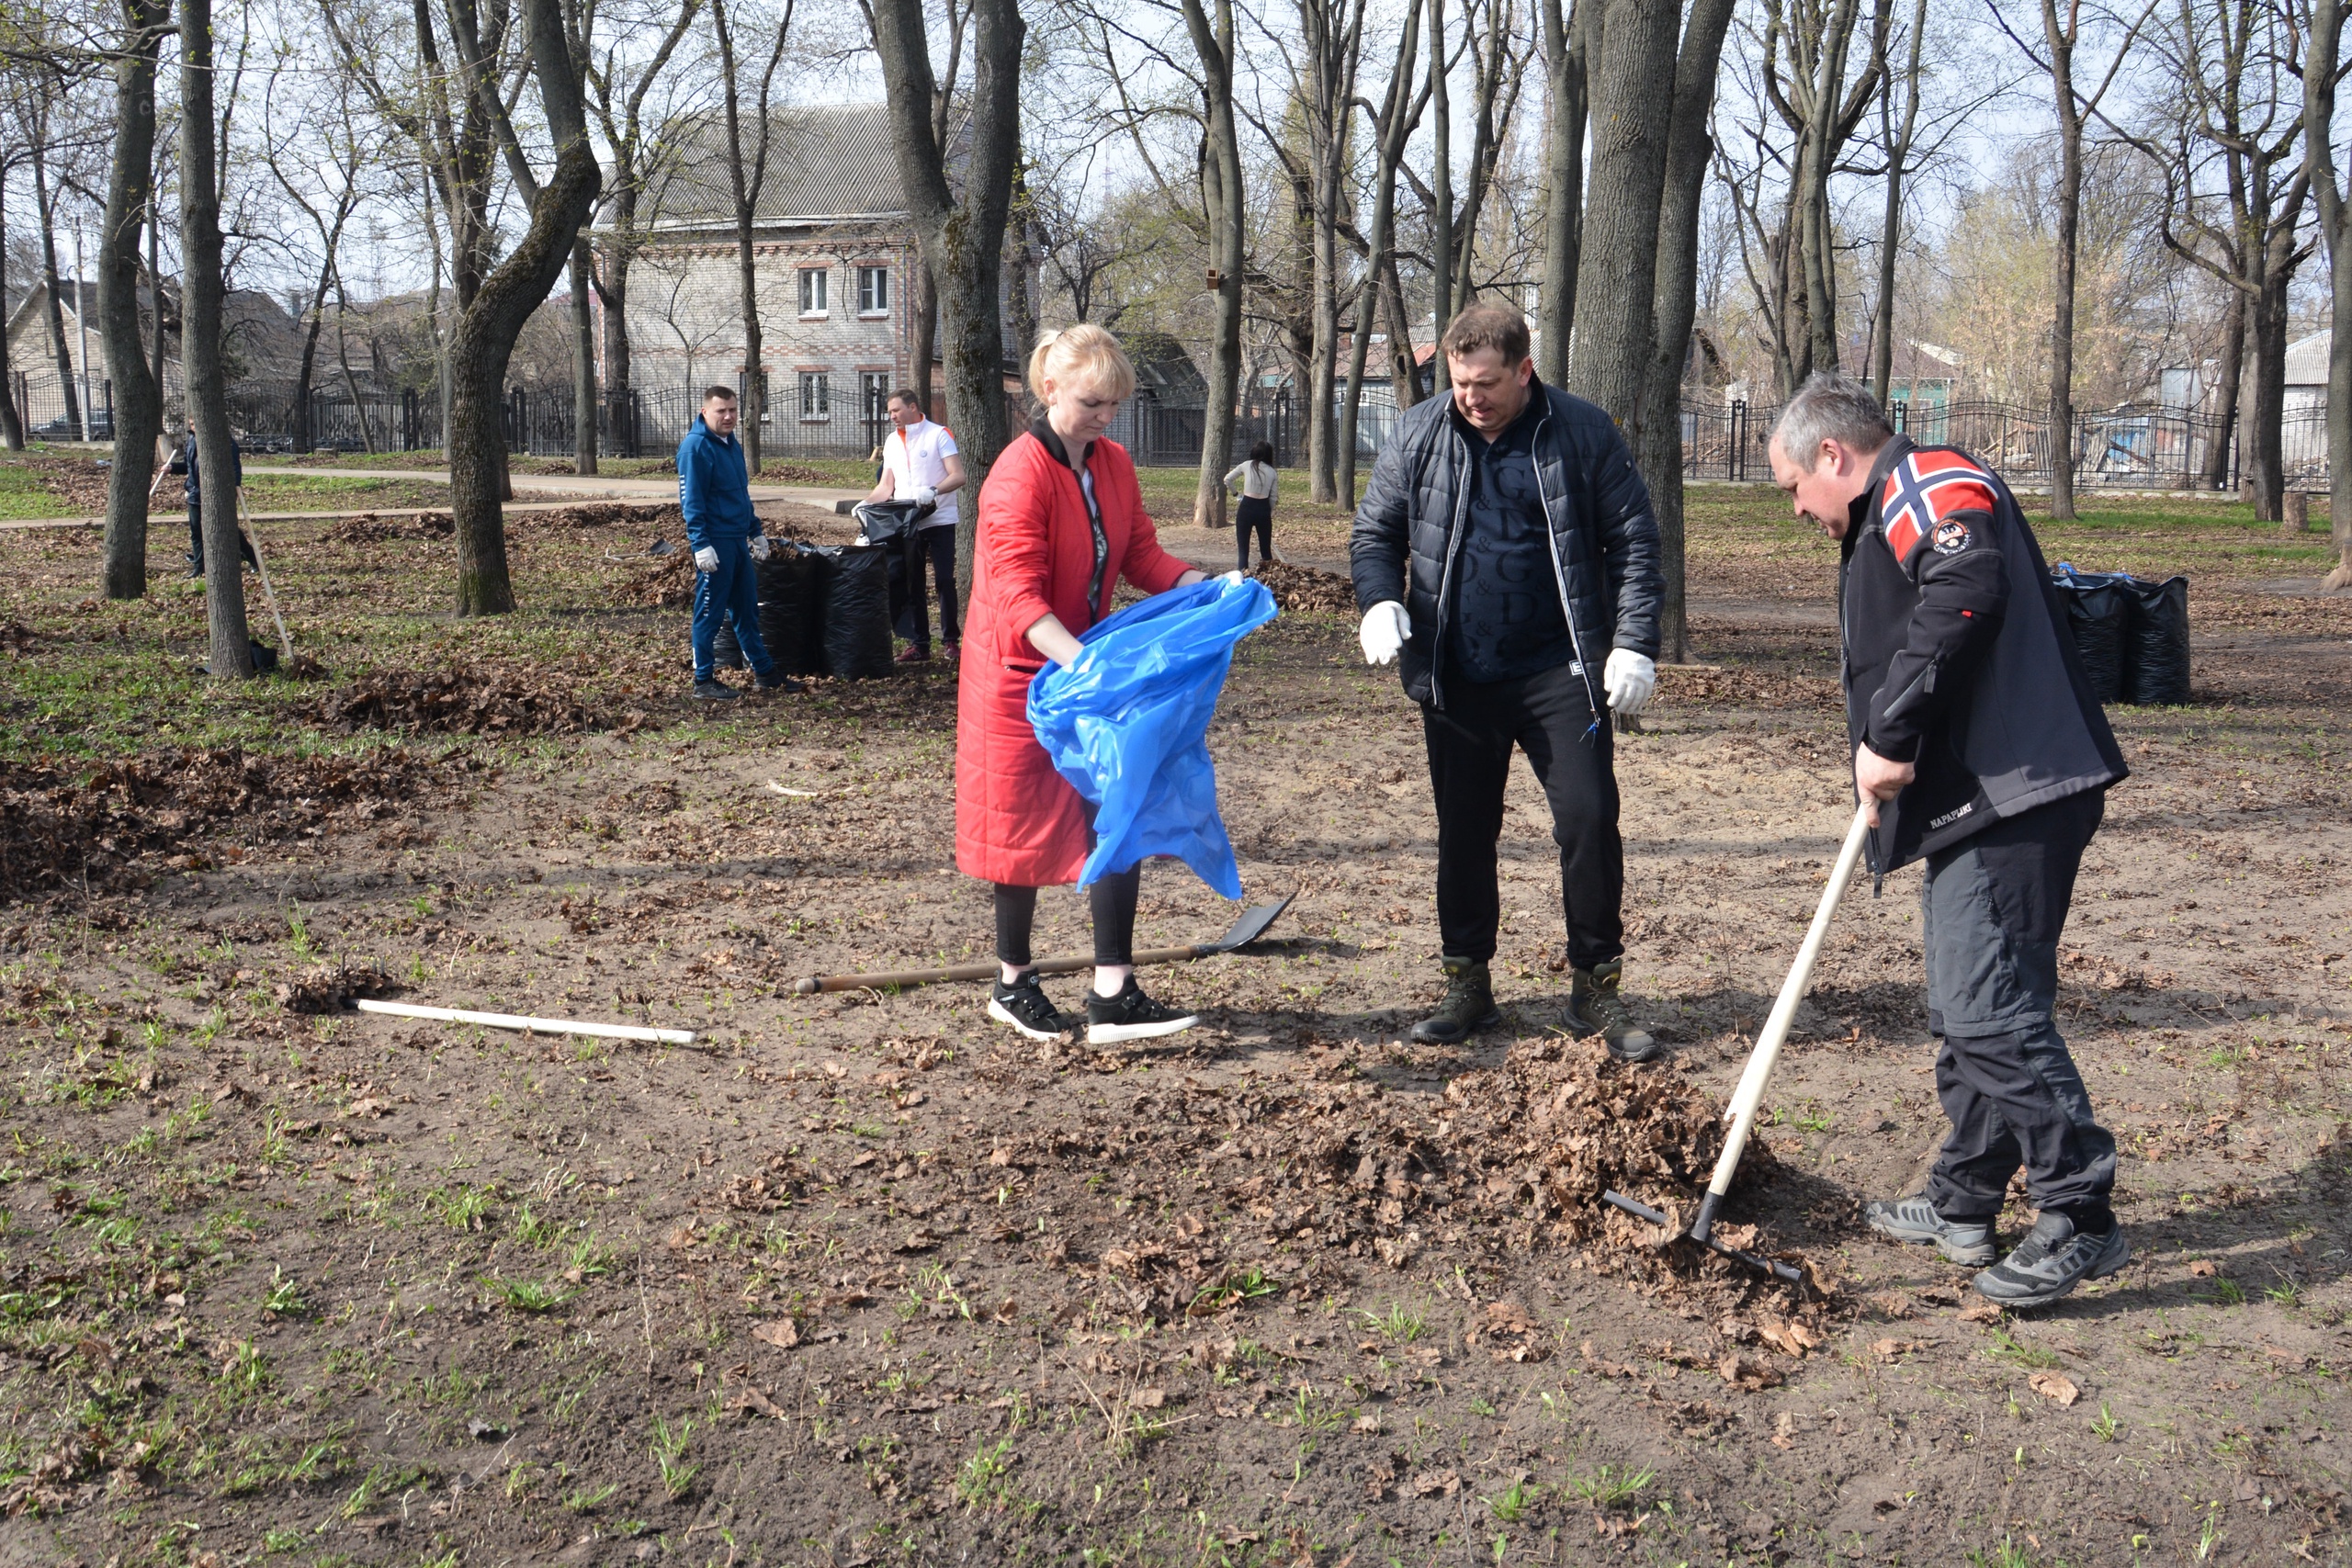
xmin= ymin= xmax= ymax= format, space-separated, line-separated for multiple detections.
xmin=1027 ymin=575 xmax=1278 ymax=898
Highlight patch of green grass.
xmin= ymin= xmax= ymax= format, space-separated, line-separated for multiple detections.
xmin=954 ymin=1436 xmax=1019 ymax=1510
xmin=430 ymin=1183 xmax=493 ymax=1231
xmin=1189 ymin=1265 xmax=1281 ymax=1314
xmin=1986 ymin=1326 xmax=2064 ymax=1370
xmin=1565 ymin=1463 xmax=1653 ymax=1509
xmin=650 ymin=1415 xmax=698 ymax=1498
xmin=1355 ymin=1303 xmax=1427 ymax=1342
xmin=1482 ymin=1474 xmax=1542 ymax=1524
xmin=486 ymin=1276 xmax=573 ymax=1314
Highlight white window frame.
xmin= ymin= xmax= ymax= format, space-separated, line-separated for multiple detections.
xmin=797 ymin=267 xmax=829 ymax=318
xmin=855 ymin=265 xmax=889 ymax=317
xmin=798 ymin=371 xmax=831 ymax=422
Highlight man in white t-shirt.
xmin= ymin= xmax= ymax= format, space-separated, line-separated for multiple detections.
xmin=865 ymin=389 xmax=967 ymax=662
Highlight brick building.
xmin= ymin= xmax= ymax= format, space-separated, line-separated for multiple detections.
xmin=624 ymin=103 xmax=918 ymax=454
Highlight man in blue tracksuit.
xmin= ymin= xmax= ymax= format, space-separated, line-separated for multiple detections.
xmin=677 ymin=386 xmax=795 ymax=697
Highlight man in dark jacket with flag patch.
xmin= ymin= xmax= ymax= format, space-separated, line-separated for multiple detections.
xmin=1767 ymin=371 xmax=2130 ymax=1309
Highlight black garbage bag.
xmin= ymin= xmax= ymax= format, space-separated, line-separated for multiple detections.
xmin=757 ymin=545 xmax=826 ymax=677
xmin=202 ymin=639 xmax=279 ymax=676
xmin=2049 ymin=567 xmax=2128 ymax=705
xmin=711 ymin=621 xmax=748 ymax=671
xmin=2121 ymin=574 xmax=2191 ymax=705
xmin=820 ymin=545 xmax=895 ymax=679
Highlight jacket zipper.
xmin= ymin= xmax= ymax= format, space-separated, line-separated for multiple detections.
xmin=1430 ymin=425 xmax=1475 ymax=710
xmin=1526 ymin=407 xmax=1596 ymax=720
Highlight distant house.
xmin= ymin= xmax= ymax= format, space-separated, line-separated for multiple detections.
xmin=3 ymin=277 xmax=303 ymax=438
xmin=623 ymin=103 xmax=922 ymax=447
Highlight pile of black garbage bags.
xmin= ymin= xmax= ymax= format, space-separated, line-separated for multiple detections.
xmin=2048 ymin=565 xmax=2190 ymax=705
xmin=711 ymin=541 xmax=895 ymax=680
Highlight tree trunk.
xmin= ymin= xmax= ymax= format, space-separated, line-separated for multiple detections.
xmin=0 ymin=175 xmax=20 ymax=450
xmin=1183 ymin=0 xmax=1247 ymax=528
xmin=2244 ymin=265 xmax=2290 ymax=521
xmin=1382 ymin=249 xmax=1420 ymax=409
xmin=148 ymin=192 xmax=165 ymax=421
xmin=1428 ymin=0 xmax=1452 ymax=361
xmin=1797 ymin=0 xmax=1861 ymax=380
xmin=1536 ymin=0 xmax=1586 ymax=386
xmin=912 ymin=249 xmax=938 ymax=412
xmin=571 ymin=239 xmax=597 ymax=474
xmin=445 ymin=0 xmax=604 ymax=615
xmin=2307 ymin=0 xmax=2352 ymax=583
xmin=289 ymin=259 xmax=334 ymax=454
xmin=182 ymin=0 xmax=251 ymax=676
xmin=30 ymin=132 xmax=82 ymax=433
xmin=1340 ymin=0 xmax=1421 ymax=508
xmin=712 ymin=0 xmax=767 ymax=475
xmin=1304 ymin=0 xmax=1364 ymax=507
xmin=1567 ymin=0 xmax=1679 ymax=429
xmin=595 ymin=233 xmax=632 ymax=409
xmin=2042 ymin=2 xmax=2081 ymax=519
xmin=1869 ymin=0 xmax=1927 ymax=405
xmin=872 ymin=0 xmax=1022 ymax=609
xmin=101 ymin=0 xmax=167 ymax=602
xmin=2203 ymin=289 xmax=2244 ymax=490
xmin=1633 ymin=0 xmax=1736 ymax=668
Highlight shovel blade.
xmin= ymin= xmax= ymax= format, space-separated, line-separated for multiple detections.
xmin=1206 ymin=893 xmax=1294 ymax=954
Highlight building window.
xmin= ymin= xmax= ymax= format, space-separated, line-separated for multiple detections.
xmin=856 ymin=266 xmax=889 ymax=316
xmin=798 ymin=268 xmax=829 ymax=317
xmin=861 ymin=373 xmax=891 ymax=436
xmin=798 ymin=372 xmax=831 ymax=421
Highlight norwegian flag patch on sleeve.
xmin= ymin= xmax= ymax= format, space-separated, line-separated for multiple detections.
xmin=1880 ymin=451 xmax=1997 ymax=565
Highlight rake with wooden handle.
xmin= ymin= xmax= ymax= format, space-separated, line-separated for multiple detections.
xmin=1602 ymin=802 xmax=1873 ymax=1284
xmin=234 ymin=487 xmax=296 ymax=660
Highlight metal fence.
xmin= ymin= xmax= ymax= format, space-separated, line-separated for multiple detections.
xmin=1680 ymin=396 xmax=2332 ymax=491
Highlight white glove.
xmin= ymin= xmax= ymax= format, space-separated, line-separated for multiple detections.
xmin=1221 ymin=570 xmax=1246 ymax=584
xmin=693 ymin=546 xmax=719 ymax=574
xmin=750 ymin=536 xmax=772 ymax=561
xmin=1604 ymin=649 xmax=1657 ymax=716
xmin=912 ymin=484 xmax=938 ymax=506
xmin=1359 ymin=601 xmax=1409 ymax=665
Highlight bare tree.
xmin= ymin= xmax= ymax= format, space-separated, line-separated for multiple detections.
xmin=1299 ymin=0 xmax=1368 ymax=502
xmin=262 ymin=55 xmax=367 ymax=457
xmin=2306 ymin=0 xmax=2352 ymax=585
xmin=23 ymin=79 xmax=84 ymax=434
xmin=711 ymin=0 xmax=794 ymax=475
xmin=1567 ymin=0 xmax=1679 ymax=422
xmin=1994 ymin=0 xmax=2153 ymax=519
xmin=99 ymin=0 xmax=170 ymax=600
xmin=1177 ymin=0 xmax=1249 ymax=526
xmin=1864 ymin=0 xmax=1926 ymax=404
xmin=0 ymin=145 xmax=23 ymax=448
xmin=1534 ymin=0 xmax=1586 ymax=385
xmin=184 ymin=0 xmax=253 ymax=677
xmin=1340 ymin=0 xmax=1426 ymax=504
xmin=871 ymin=0 xmax=1023 ymax=554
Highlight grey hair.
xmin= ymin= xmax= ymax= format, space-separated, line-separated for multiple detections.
xmin=1771 ymin=372 xmax=1893 ymax=471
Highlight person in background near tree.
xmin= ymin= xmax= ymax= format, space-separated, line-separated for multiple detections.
xmin=1351 ymin=304 xmax=1664 ymax=1060
xmin=1224 ymin=439 xmax=1280 ymax=573
xmin=182 ymin=424 xmax=256 ymax=579
xmin=1767 ymin=371 xmax=2129 ymax=1308
xmin=956 ymin=325 xmax=1216 ymax=1045
xmin=677 ymin=385 xmax=797 ymax=699
xmin=865 ymin=389 xmax=966 ymax=663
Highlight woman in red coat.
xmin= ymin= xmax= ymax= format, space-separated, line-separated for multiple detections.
xmin=958 ymin=325 xmax=1209 ymax=1044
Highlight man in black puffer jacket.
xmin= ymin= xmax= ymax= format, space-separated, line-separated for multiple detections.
xmin=1767 ymin=371 xmax=2129 ymax=1310
xmin=1351 ymin=305 xmax=1664 ymax=1057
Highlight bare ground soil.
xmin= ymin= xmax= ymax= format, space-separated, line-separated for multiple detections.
xmin=0 ymin=481 xmax=2347 ymax=1567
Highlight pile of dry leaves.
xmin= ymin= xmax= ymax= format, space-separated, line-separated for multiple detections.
xmin=0 ymin=746 xmax=441 ymax=900
xmin=618 ymin=547 xmax=696 ymax=609
xmin=325 ymin=511 xmax=455 ymax=544
xmin=514 ymin=501 xmax=681 ymax=534
xmin=1251 ymin=559 xmax=1357 ymax=615
xmin=303 ymin=668 xmax=633 ymax=738
xmin=1657 ymin=664 xmax=1841 ymax=713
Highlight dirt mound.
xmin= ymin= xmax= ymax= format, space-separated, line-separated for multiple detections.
xmin=303 ymin=668 xmax=632 ymax=738
xmin=325 ymin=511 xmax=454 ymax=544
xmin=513 ymin=501 xmax=682 ymax=533
xmin=1252 ymin=559 xmax=1356 ymax=615
xmin=0 ymin=746 xmax=440 ymax=901
xmin=1659 ymin=663 xmax=1841 ymax=712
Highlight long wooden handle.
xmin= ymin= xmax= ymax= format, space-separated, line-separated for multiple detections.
xmin=235 ymin=488 xmax=296 ymax=658
xmin=1702 ymin=803 xmax=1873 ymax=1210
xmin=794 ymin=942 xmax=1206 ymax=995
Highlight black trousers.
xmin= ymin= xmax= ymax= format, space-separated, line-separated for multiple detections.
xmin=1422 ymin=659 xmax=1622 ymax=970
xmin=187 ymin=505 xmax=256 ymax=570
xmin=888 ymin=525 xmax=960 ymax=650
xmin=991 ymin=800 xmax=1138 ymax=969
xmin=1235 ymin=496 xmax=1273 ymax=571
xmin=1920 ymin=792 xmax=2117 ymax=1224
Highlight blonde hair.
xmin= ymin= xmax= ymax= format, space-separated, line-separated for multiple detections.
xmin=1027 ymin=323 xmax=1136 ymax=404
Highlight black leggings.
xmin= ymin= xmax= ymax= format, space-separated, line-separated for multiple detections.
xmin=994 ymin=874 xmax=1140 ymax=970
xmin=1235 ymin=496 xmax=1272 ymax=571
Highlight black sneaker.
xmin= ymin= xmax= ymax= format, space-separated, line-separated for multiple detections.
xmin=988 ymin=973 xmax=1073 ymax=1042
xmin=1083 ymin=977 xmax=1198 ymax=1043
xmin=691 ymin=679 xmax=739 ymax=701
xmin=1864 ymin=1194 xmax=1998 ymax=1267
xmin=753 ymin=670 xmax=803 ymax=693
xmin=1567 ymin=959 xmax=1662 ymax=1062
xmin=1973 ymin=1211 xmax=2129 ymax=1309
xmin=1410 ymin=957 xmax=1500 ymax=1043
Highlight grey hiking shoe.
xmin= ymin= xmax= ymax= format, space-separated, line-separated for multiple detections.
xmin=691 ymin=679 xmax=739 ymax=701
xmin=1864 ymin=1194 xmax=1998 ymax=1267
xmin=1972 ymin=1211 xmax=2129 ymax=1309
xmin=1410 ymin=957 xmax=1500 ymax=1044
xmin=1567 ymin=960 xmax=1661 ymax=1062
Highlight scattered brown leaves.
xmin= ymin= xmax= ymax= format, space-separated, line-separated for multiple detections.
xmin=2028 ymin=1371 xmax=2082 ymax=1405
xmin=303 ymin=668 xmax=630 ymax=738
xmin=325 ymin=511 xmax=455 ymax=544
xmin=1250 ymin=559 xmax=1355 ymax=615
xmin=275 ymin=958 xmax=392 ymax=1014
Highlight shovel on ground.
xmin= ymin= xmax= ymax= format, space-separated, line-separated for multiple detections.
xmin=792 ymin=893 xmax=1295 ymax=996
xmin=1602 ymin=802 xmax=1873 ymax=1285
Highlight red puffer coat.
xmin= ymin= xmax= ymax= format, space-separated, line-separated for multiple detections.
xmin=956 ymin=424 xmax=1193 ymax=887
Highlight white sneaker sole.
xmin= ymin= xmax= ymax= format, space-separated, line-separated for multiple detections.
xmin=988 ymin=997 xmax=1068 ymax=1042
xmin=1085 ymin=1012 xmax=1200 ymax=1044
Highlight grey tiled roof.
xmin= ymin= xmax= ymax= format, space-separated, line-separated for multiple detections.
xmin=654 ymin=102 xmax=905 ymax=229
